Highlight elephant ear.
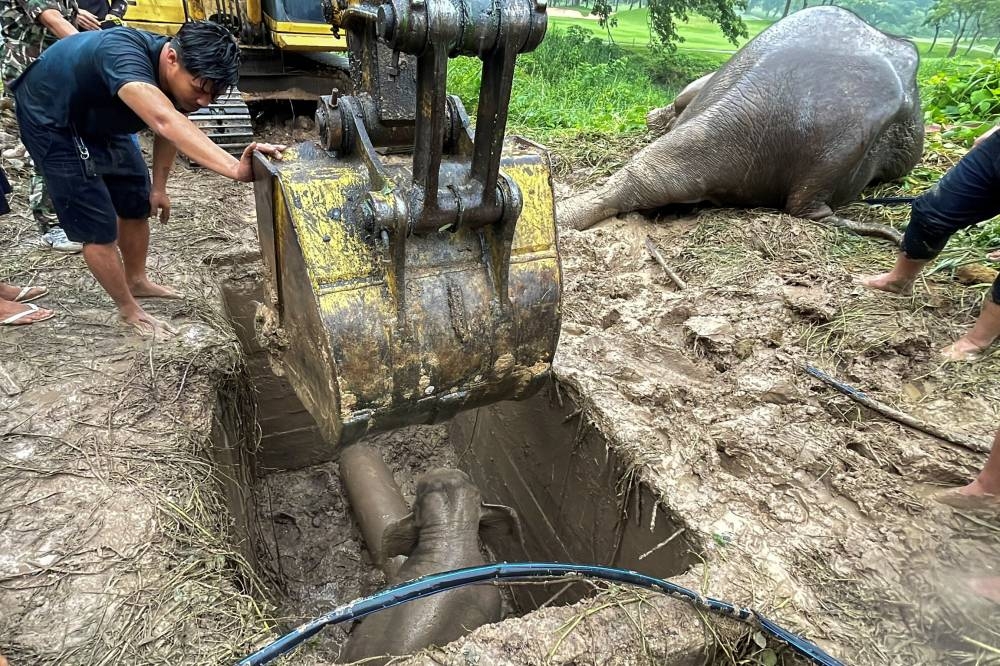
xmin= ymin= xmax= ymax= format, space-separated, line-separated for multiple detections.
xmin=382 ymin=513 xmax=419 ymax=559
xmin=479 ymin=503 xmax=525 ymax=555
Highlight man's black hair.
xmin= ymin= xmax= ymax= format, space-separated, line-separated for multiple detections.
xmin=170 ymin=21 xmax=240 ymax=98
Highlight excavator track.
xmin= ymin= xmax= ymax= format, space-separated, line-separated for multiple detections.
xmin=187 ymin=88 xmax=254 ymax=157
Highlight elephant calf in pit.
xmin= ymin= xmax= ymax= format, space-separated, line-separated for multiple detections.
xmin=339 ymin=468 xmax=521 ymax=664
xmin=558 ymin=6 xmax=924 ymax=244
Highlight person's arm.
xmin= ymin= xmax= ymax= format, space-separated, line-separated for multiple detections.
xmin=36 ymin=7 xmax=78 ymax=37
xmin=117 ymin=81 xmax=284 ymax=181
xmin=72 ymin=8 xmax=101 ymax=30
xmin=149 ymin=133 xmax=175 ymax=222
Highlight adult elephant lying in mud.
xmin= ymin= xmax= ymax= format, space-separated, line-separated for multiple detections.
xmin=558 ymin=6 xmax=923 ymax=243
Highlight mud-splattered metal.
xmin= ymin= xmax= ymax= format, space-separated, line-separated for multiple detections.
xmin=251 ymin=0 xmax=559 ymax=448
xmin=253 ymin=139 xmax=560 ymax=447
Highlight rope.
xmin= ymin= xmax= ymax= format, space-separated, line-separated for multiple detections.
xmin=235 ymin=562 xmax=844 ymax=666
xmin=860 ymin=196 xmax=915 ymax=206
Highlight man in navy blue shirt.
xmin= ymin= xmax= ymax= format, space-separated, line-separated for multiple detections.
xmin=10 ymin=21 xmax=284 ymax=337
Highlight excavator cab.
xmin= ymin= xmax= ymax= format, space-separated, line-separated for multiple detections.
xmin=251 ymin=0 xmax=561 ymax=448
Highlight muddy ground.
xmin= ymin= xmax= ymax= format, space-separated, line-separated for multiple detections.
xmin=0 ymin=114 xmax=274 ymax=662
xmin=549 ymin=206 xmax=1000 ymax=665
xmin=2 ymin=94 xmax=1000 ymax=666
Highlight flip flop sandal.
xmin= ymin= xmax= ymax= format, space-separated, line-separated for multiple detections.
xmin=13 ymin=286 xmax=48 ymax=303
xmin=1 ymin=303 xmax=55 ymax=326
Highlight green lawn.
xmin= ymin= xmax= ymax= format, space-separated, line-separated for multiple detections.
xmin=913 ymin=38 xmax=998 ymax=59
xmin=548 ymin=7 xmax=994 ymax=62
xmin=547 ymin=8 xmax=772 ymax=55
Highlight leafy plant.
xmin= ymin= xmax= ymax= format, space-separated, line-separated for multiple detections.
xmin=920 ymin=58 xmax=1000 ymax=143
xmin=645 ymin=50 xmax=726 ymax=88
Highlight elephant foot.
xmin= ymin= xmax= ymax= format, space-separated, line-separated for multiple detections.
xmin=818 ymin=214 xmax=902 ymax=246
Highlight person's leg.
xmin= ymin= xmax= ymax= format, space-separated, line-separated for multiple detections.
xmin=117 ymin=216 xmax=179 ymax=298
xmin=941 ymin=276 xmax=1000 ymax=360
xmin=105 ymin=145 xmax=181 ymax=299
xmin=20 ymin=122 xmax=173 ymax=336
xmin=81 ymin=241 xmax=167 ymax=330
xmin=950 ymin=428 xmax=1000 ymax=498
xmin=860 ymin=132 xmax=1000 ymax=294
xmin=25 ymin=150 xmax=83 ymax=253
xmin=861 ymin=254 xmax=927 ymax=295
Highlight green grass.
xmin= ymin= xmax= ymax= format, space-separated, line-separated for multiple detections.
xmin=448 ymin=27 xmax=672 ymax=140
xmin=546 ymin=8 xmax=772 ymax=55
xmin=549 ymin=7 xmax=994 ymax=61
xmin=912 ymin=38 xmax=999 ymax=60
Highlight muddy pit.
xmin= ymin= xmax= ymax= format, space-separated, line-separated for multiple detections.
xmin=218 ymin=278 xmax=709 ymax=665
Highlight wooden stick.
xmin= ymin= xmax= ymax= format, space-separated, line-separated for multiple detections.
xmin=0 ymin=362 xmax=21 ymax=396
xmin=803 ymin=365 xmax=991 ymax=455
xmin=644 ymin=236 xmax=686 ymax=290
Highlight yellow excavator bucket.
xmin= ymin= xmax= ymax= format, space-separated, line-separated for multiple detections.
xmin=253 ymin=139 xmax=561 ymax=447
xmin=252 ymin=0 xmax=558 ymax=449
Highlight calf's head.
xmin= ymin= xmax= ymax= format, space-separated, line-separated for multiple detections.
xmin=382 ymin=468 xmax=522 ymax=559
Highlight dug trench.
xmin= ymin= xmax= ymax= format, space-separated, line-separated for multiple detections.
xmin=217 ymin=203 xmax=1000 ymax=664
xmin=218 ymin=276 xmax=710 ymax=665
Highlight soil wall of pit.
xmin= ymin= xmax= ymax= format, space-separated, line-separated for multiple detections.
xmin=220 ymin=273 xmax=711 ymax=664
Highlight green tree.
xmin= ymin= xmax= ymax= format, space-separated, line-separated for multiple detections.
xmin=591 ymin=0 xmax=619 ymax=44
xmin=646 ymin=0 xmax=748 ymax=50
xmin=833 ymin=0 xmax=936 ymax=36
xmin=926 ymin=0 xmax=990 ymax=57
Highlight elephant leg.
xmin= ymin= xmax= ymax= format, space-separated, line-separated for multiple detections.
xmin=557 ymin=190 xmax=621 ymax=231
xmin=558 ymin=131 xmax=710 ymax=231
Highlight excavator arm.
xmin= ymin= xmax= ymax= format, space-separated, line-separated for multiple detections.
xmin=251 ymin=0 xmax=561 ymax=448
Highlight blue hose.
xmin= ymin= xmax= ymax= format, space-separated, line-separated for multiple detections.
xmin=236 ymin=562 xmax=843 ymax=666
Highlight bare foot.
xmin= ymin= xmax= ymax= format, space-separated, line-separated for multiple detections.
xmin=129 ymin=279 xmax=181 ymax=299
xmin=0 ymin=299 xmax=54 ymax=325
xmin=120 ymin=306 xmax=177 ymax=339
xmin=935 ymin=482 xmax=1000 ymax=509
xmin=968 ymin=577 xmax=1000 ymax=603
xmin=0 ymin=283 xmax=47 ymax=302
xmin=856 ymin=273 xmax=913 ymax=296
xmin=941 ymin=336 xmax=987 ymax=361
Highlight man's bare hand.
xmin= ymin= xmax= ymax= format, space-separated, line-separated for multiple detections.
xmin=975 ymin=125 xmax=1000 ymax=148
xmin=74 ymin=9 xmax=101 ymax=30
xmin=234 ymin=142 xmax=286 ymax=182
xmin=149 ymin=190 xmax=171 ymax=223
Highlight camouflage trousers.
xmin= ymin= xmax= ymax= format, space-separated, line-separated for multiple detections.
xmin=26 ymin=155 xmax=57 ymax=233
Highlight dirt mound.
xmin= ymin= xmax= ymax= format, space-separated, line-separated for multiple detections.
xmin=552 ymin=208 xmax=1000 ymax=663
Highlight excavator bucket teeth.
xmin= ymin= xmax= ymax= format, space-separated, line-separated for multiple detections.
xmin=252 ymin=140 xmax=561 ymax=448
